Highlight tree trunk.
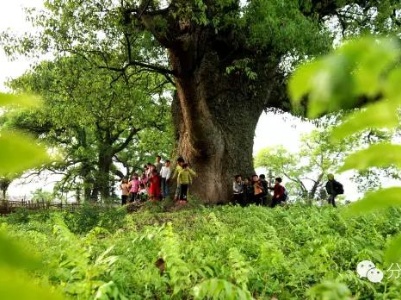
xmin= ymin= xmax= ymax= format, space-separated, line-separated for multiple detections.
xmin=96 ymin=153 xmax=113 ymax=201
xmin=79 ymin=161 xmax=94 ymax=201
xmin=309 ymin=173 xmax=324 ymax=199
xmin=169 ymin=48 xmax=279 ymax=204
xmin=0 ymin=179 xmax=11 ymax=200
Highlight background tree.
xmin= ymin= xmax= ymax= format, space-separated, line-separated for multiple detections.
xmin=2 ymin=0 xmax=400 ymax=203
xmin=0 ymin=176 xmax=11 ymax=200
xmin=255 ymin=121 xmax=355 ymax=200
xmin=256 ymin=114 xmax=400 ymax=201
xmin=4 ymin=55 xmax=173 ymax=201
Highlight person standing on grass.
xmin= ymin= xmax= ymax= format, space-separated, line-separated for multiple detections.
xmin=252 ymin=174 xmax=264 ymax=205
xmin=259 ymin=174 xmax=269 ymax=206
xmin=325 ymin=174 xmax=344 ymax=208
xmin=233 ymin=175 xmax=244 ymax=205
xmin=160 ymin=160 xmax=172 ymax=199
xmin=146 ymin=163 xmax=154 ymax=178
xmin=148 ymin=169 xmax=162 ymax=201
xmin=128 ymin=173 xmax=140 ymax=203
xmin=177 ymin=163 xmax=196 ymax=204
xmin=140 ymin=172 xmax=148 ymax=186
xmin=270 ymin=177 xmax=285 ymax=208
xmin=172 ymin=157 xmax=185 ymax=200
xmin=120 ymin=177 xmax=130 ymax=205
xmin=155 ymin=155 xmax=163 ymax=173
xmin=243 ymin=177 xmax=254 ymax=206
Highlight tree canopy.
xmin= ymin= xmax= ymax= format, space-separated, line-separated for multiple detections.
xmin=3 ymin=55 xmax=173 ymax=201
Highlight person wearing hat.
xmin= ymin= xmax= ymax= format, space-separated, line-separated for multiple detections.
xmin=325 ymin=174 xmax=344 ymax=207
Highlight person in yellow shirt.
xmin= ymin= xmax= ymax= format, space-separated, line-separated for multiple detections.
xmin=177 ymin=162 xmax=196 ymax=204
xmin=172 ymin=157 xmax=185 ymax=200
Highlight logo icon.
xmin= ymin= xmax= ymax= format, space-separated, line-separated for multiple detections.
xmin=366 ymin=268 xmax=384 ymax=283
xmin=356 ymin=260 xmax=383 ymax=283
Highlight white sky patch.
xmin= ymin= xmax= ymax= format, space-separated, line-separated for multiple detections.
xmin=0 ymin=0 xmax=44 ymax=91
xmin=253 ymin=112 xmax=314 ymax=155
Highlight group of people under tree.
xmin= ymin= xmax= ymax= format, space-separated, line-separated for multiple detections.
xmin=233 ymin=173 xmax=344 ymax=208
xmin=233 ymin=174 xmax=287 ymax=208
xmin=119 ymin=156 xmax=197 ymax=205
xmin=120 ymin=154 xmax=344 ymax=207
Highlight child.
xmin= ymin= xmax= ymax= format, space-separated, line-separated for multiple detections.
xmin=172 ymin=157 xmax=185 ymax=200
xmin=177 ymin=163 xmax=196 ymax=204
xmin=233 ymin=175 xmax=244 ymax=205
xmin=138 ymin=183 xmax=148 ymax=202
xmin=128 ymin=173 xmax=140 ymax=203
xmin=140 ymin=173 xmax=148 ymax=186
xmin=120 ymin=178 xmax=130 ymax=205
xmin=242 ymin=178 xmax=253 ymax=206
xmin=252 ymin=174 xmax=264 ymax=205
xmin=148 ymin=169 xmax=161 ymax=201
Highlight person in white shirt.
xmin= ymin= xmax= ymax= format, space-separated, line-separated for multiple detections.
xmin=160 ymin=160 xmax=172 ymax=199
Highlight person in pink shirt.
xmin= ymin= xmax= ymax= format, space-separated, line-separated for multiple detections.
xmin=128 ymin=173 xmax=140 ymax=202
xmin=140 ymin=173 xmax=148 ymax=186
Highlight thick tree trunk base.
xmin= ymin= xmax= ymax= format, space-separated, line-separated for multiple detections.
xmin=170 ymin=51 xmax=272 ymax=204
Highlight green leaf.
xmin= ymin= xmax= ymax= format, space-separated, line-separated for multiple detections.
xmin=0 ymin=268 xmax=63 ymax=300
xmin=384 ymin=233 xmax=401 ymax=264
xmin=0 ymin=93 xmax=41 ymax=108
xmin=288 ymin=60 xmax=320 ymax=102
xmin=290 ymin=53 xmax=356 ymax=118
xmin=342 ymin=187 xmax=401 ymax=216
xmin=331 ymin=101 xmax=399 ymax=140
xmin=384 ymin=67 xmax=401 ymax=103
xmin=0 ymin=232 xmax=40 ymax=271
xmin=339 ymin=144 xmax=401 ymax=172
xmin=348 ymin=38 xmax=400 ymax=97
xmin=289 ymin=37 xmax=401 ymax=119
xmin=0 ymin=131 xmax=50 ymax=175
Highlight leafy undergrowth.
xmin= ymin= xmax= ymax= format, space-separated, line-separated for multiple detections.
xmin=2 ymin=204 xmax=401 ymax=299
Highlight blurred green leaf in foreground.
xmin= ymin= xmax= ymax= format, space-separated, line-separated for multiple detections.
xmin=0 ymin=92 xmax=60 ymax=299
xmin=289 ymin=36 xmax=401 ymax=263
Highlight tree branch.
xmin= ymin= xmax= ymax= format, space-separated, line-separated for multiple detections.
xmin=113 ymin=127 xmax=142 ymax=154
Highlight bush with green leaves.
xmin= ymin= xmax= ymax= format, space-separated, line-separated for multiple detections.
xmin=61 ymin=204 xmax=127 ymax=234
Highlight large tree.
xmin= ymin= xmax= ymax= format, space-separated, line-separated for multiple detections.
xmin=1 ymin=0 xmax=400 ymax=203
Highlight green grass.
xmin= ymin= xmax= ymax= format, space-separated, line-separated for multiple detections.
xmin=2 ymin=204 xmax=401 ymax=299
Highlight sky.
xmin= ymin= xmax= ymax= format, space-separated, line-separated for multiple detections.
xmin=0 ymin=0 xmax=363 ymax=201
xmin=0 ymin=0 xmax=44 ymax=90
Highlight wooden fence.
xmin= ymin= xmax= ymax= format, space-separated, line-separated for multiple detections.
xmin=0 ymin=199 xmax=85 ymax=215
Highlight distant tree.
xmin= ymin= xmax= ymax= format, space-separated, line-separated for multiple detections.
xmin=31 ymin=188 xmax=54 ymax=203
xmin=0 ymin=177 xmax=11 ymax=200
xmin=255 ymin=124 xmax=353 ymax=200
xmin=5 ymin=55 xmax=173 ymax=201
xmin=256 ymin=115 xmax=399 ymax=200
